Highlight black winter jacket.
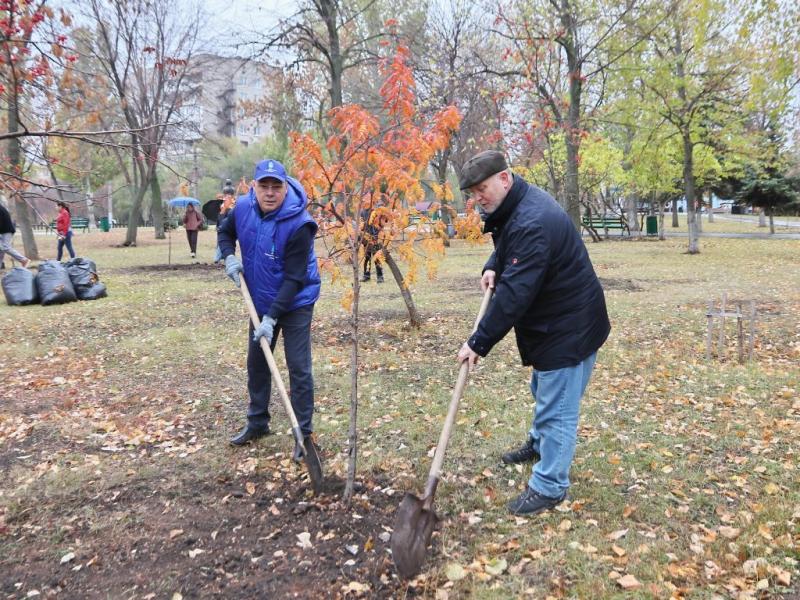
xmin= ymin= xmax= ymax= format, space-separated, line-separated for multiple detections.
xmin=0 ymin=204 xmax=15 ymax=235
xmin=467 ymin=175 xmax=610 ymax=370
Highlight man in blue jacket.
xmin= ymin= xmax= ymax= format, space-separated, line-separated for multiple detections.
xmin=218 ymin=159 xmax=321 ymax=446
xmin=457 ymin=150 xmax=610 ymax=516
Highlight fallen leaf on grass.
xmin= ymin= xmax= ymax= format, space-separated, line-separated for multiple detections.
xmin=616 ymin=574 xmax=641 ymax=589
xmin=60 ymin=552 xmax=75 ymax=565
xmin=445 ymin=563 xmax=467 ymax=582
xmin=558 ymin=519 xmax=572 ymax=531
xmin=169 ymin=529 xmax=183 ymax=539
xmin=245 ymin=481 xmax=256 ymax=495
xmin=484 ymin=557 xmax=507 ymax=576
xmin=718 ymin=526 xmax=740 ymax=539
xmin=188 ymin=549 xmax=205 ymax=558
xmin=608 ymin=528 xmax=628 ymax=541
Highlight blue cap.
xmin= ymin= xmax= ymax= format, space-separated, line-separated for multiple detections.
xmin=253 ymin=159 xmax=287 ymax=183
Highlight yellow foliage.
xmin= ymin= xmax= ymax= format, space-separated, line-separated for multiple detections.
xmin=340 ymin=288 xmax=354 ymax=313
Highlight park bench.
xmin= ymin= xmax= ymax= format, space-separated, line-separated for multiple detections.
xmin=581 ymin=215 xmax=627 ymax=233
xmin=49 ymin=216 xmax=90 ymax=233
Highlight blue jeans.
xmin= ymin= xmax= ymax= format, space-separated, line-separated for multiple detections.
xmin=527 ymin=352 xmax=597 ymax=498
xmin=246 ymin=304 xmax=315 ymax=435
xmin=57 ymin=230 xmax=76 ymax=261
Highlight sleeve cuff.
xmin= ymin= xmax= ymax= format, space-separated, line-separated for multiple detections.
xmin=468 ymin=333 xmax=490 ymax=357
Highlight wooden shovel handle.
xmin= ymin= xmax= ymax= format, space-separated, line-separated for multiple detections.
xmin=239 ymin=276 xmax=304 ymax=448
xmin=424 ymin=286 xmax=493 ymax=496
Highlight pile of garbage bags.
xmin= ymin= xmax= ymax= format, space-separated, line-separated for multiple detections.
xmin=2 ymin=258 xmax=108 ymax=306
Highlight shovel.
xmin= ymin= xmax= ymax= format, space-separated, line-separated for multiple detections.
xmin=391 ymin=286 xmax=494 ymax=578
xmin=239 ymin=275 xmax=324 ymax=495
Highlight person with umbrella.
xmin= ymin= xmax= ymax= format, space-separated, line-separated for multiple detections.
xmin=183 ymin=202 xmax=203 ymax=258
xmin=218 ymin=159 xmax=321 ymax=446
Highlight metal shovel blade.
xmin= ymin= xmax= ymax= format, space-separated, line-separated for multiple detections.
xmin=302 ymin=435 xmax=324 ymax=495
xmin=390 ymin=492 xmax=441 ymax=578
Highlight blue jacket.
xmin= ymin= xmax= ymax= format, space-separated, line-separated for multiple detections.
xmin=221 ymin=177 xmax=320 ymax=316
xmin=468 ymin=175 xmax=610 ymax=370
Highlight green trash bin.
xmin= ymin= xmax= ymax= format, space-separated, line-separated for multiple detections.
xmin=99 ymin=217 xmax=110 ymax=232
xmin=646 ymin=215 xmax=658 ymax=236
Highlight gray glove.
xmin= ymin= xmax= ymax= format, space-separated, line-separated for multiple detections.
xmin=253 ymin=315 xmax=277 ymax=345
xmin=224 ymin=254 xmax=243 ymax=287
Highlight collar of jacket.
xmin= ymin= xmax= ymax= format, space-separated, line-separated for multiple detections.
xmin=483 ymin=174 xmax=528 ymax=236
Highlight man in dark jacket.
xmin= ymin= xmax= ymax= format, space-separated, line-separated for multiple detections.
xmin=457 ymin=150 xmax=610 ymax=516
xmin=218 ymin=159 xmax=321 ymax=447
xmin=0 ymin=202 xmax=30 ymax=269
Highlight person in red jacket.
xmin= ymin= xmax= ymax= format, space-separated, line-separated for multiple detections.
xmin=56 ymin=202 xmax=76 ymax=261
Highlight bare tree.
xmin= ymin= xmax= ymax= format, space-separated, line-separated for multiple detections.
xmin=489 ymin=0 xmax=661 ymax=228
xmin=79 ymin=0 xmax=202 ymax=245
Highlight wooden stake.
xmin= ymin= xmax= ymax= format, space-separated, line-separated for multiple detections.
xmin=748 ymin=300 xmax=756 ymax=361
xmin=737 ymin=303 xmax=744 ymax=364
xmin=706 ymin=299 xmax=714 ymax=361
xmin=718 ymin=292 xmax=727 ymax=358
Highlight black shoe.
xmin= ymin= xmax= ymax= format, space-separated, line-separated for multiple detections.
xmin=229 ymin=425 xmax=270 ymax=446
xmin=507 ymin=486 xmax=566 ymax=516
xmin=501 ymin=437 xmax=540 ymax=465
xmin=361 ymin=273 xmax=370 ymax=282
xmin=376 ymin=274 xmax=384 ymax=283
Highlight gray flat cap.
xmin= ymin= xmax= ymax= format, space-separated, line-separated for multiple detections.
xmin=459 ymin=150 xmax=509 ymax=190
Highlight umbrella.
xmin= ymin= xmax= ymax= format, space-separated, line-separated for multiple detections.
xmin=202 ymin=199 xmax=223 ymax=223
xmin=168 ymin=197 xmax=201 ymax=209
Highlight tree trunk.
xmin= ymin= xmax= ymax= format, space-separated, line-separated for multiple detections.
xmin=8 ymin=89 xmax=39 ymax=260
xmin=658 ymin=201 xmax=666 ymax=241
xmin=318 ymin=0 xmax=343 ymax=109
xmin=682 ymin=133 xmax=700 ymax=254
xmin=151 ymin=175 xmax=165 ymax=239
xmin=562 ymin=10 xmax=582 ymax=230
xmin=382 ymin=247 xmax=421 ymax=327
xmin=706 ymin=190 xmax=714 ymax=223
xmin=768 ymin=208 xmax=774 ymax=234
xmin=626 ymin=195 xmax=640 ymax=238
xmin=124 ymin=183 xmax=149 ymax=246
xmin=758 ymin=210 xmax=766 ymax=227
xmin=671 ymin=197 xmax=679 ymax=227
xmin=343 ymin=258 xmax=360 ymax=503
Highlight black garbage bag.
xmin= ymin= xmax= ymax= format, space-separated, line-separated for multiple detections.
xmin=80 ymin=282 xmax=107 ymax=301
xmin=65 ymin=257 xmax=103 ymax=300
xmin=36 ymin=260 xmax=77 ymax=305
xmin=2 ymin=267 xmax=39 ymax=305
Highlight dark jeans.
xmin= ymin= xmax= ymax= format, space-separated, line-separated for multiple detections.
xmin=363 ymin=243 xmax=383 ymax=277
xmin=186 ymin=229 xmax=198 ymax=253
xmin=246 ymin=304 xmax=315 ymax=435
xmin=57 ymin=230 xmax=76 ymax=261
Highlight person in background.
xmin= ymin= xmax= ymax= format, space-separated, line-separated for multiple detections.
xmin=56 ymin=201 xmax=76 ymax=261
xmin=360 ymin=204 xmax=385 ymax=283
xmin=0 ymin=201 xmax=30 ymax=269
xmin=214 ymin=180 xmax=238 ymax=264
xmin=183 ymin=202 xmax=203 ymax=258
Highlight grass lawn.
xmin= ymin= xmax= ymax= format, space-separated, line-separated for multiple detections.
xmin=1 ymin=227 xmax=798 ymax=598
